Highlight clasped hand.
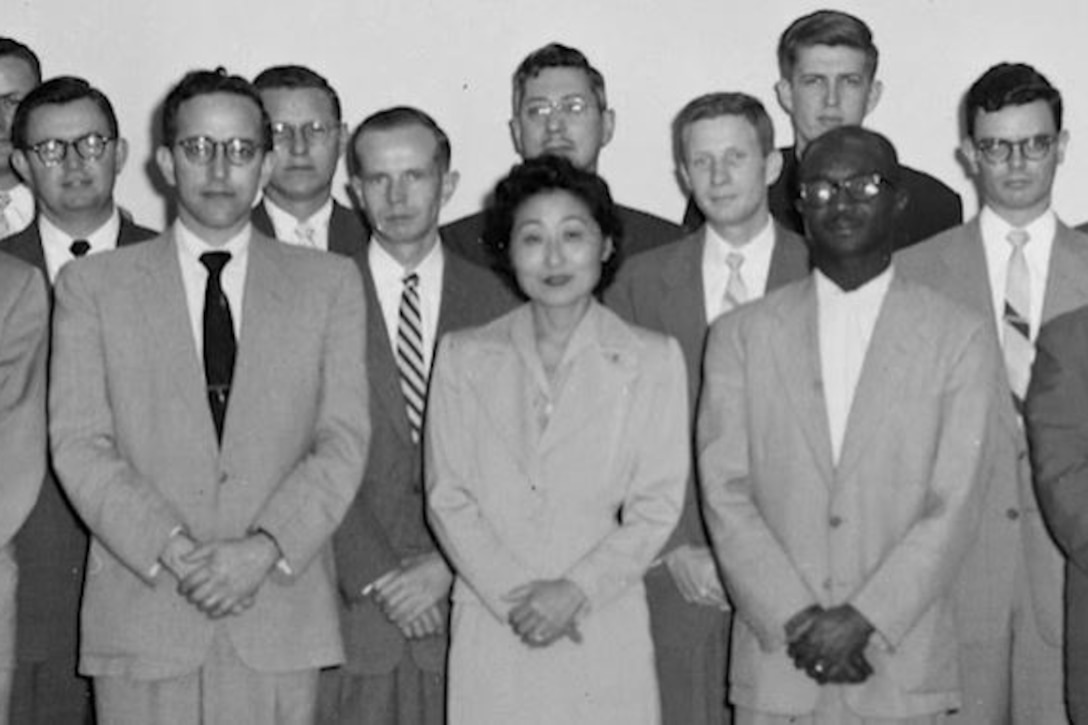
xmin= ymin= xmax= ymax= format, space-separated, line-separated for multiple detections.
xmin=161 ymin=533 xmax=280 ymax=619
xmin=370 ymin=553 xmax=453 ymax=640
xmin=504 ymin=579 xmax=587 ymax=648
xmin=785 ymin=604 xmax=875 ymax=685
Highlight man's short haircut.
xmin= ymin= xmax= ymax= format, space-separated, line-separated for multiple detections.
xmin=253 ymin=64 xmax=342 ymax=121
xmin=801 ymin=125 xmax=901 ymax=186
xmin=777 ymin=10 xmax=878 ymax=80
xmin=0 ymin=37 xmax=42 ymax=84
xmin=160 ymin=67 xmax=271 ymax=149
xmin=672 ymin=92 xmax=776 ymax=168
xmin=964 ymin=63 xmax=1062 ymax=138
xmin=11 ymin=76 xmax=119 ymax=150
xmin=348 ymin=105 xmax=451 ymax=176
xmin=511 ymin=43 xmax=607 ymax=114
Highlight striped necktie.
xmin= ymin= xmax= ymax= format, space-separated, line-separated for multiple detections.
xmin=396 ymin=273 xmax=427 ymax=443
xmin=721 ymin=251 xmax=748 ymax=317
xmin=1003 ymin=228 xmax=1032 ymax=414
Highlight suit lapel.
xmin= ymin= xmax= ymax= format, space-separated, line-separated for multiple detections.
xmin=836 ymin=276 xmax=917 ymax=480
xmin=941 ymin=220 xmax=996 ymax=318
xmin=1042 ymin=221 xmax=1088 ymax=323
xmin=766 ymin=225 xmax=810 ymax=292
xmin=770 ymin=279 xmax=835 ymax=484
xmin=357 ymin=253 xmax=415 ymax=445
xmin=659 ymin=231 xmax=708 ymax=349
xmin=8 ymin=226 xmax=47 ymax=272
xmin=134 ymin=233 xmax=218 ymax=453
xmin=538 ymin=305 xmax=639 ymax=456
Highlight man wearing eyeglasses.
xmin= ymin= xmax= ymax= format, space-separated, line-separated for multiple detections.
xmin=5 ymin=74 xmax=156 ymax=725
xmin=0 ymin=37 xmax=42 ymax=239
xmin=250 ymin=65 xmax=369 ymax=256
xmin=440 ymin=43 xmax=681 ymax=281
xmin=48 ymin=68 xmax=370 ymax=724
xmin=897 ymin=63 xmax=1082 ymax=724
xmin=700 ymin=125 xmax=1000 ymax=724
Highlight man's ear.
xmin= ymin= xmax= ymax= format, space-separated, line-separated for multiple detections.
xmin=155 ymin=146 xmax=177 ymax=189
xmin=11 ymin=149 xmax=32 ymax=187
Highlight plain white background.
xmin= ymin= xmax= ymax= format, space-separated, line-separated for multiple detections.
xmin=7 ymin=0 xmax=1088 ymax=231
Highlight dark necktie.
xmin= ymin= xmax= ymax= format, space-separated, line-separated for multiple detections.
xmin=69 ymin=239 xmax=90 ymax=257
xmin=200 ymin=252 xmax=236 ymax=442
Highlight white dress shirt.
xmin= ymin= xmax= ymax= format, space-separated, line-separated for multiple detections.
xmin=264 ymin=197 xmax=334 ymax=251
xmin=979 ymin=205 xmax=1055 ymax=343
xmin=0 ymin=183 xmax=34 ymax=239
xmin=816 ymin=265 xmax=893 ymax=464
xmin=39 ymin=208 xmax=122 ymax=283
xmin=175 ymin=222 xmax=249 ymax=359
xmin=702 ymin=218 xmax=776 ymax=321
xmin=369 ymin=238 xmax=445 ymax=373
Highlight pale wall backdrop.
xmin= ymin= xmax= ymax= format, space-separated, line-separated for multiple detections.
xmin=7 ymin=0 xmax=1088 ymax=231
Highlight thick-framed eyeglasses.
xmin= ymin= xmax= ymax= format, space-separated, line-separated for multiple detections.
xmin=175 ymin=136 xmax=261 ymax=166
xmin=26 ymin=133 xmax=115 ymax=166
xmin=974 ymin=134 xmax=1056 ymax=164
xmin=271 ymin=120 xmax=339 ymax=147
xmin=521 ymin=96 xmax=594 ymax=122
xmin=799 ymin=173 xmax=893 ymax=207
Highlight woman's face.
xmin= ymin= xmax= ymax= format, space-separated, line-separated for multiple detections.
xmin=509 ymin=189 xmax=613 ymax=312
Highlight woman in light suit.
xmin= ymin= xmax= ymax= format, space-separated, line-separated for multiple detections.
xmin=425 ymin=156 xmax=688 ymax=725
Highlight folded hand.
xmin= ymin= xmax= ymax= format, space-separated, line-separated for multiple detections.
xmin=504 ymin=579 xmax=587 ymax=648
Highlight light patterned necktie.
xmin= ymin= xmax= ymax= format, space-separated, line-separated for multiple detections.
xmin=396 ymin=273 xmax=427 ymax=443
xmin=294 ymin=223 xmax=317 ymax=248
xmin=721 ymin=251 xmax=748 ymax=317
xmin=1003 ymin=228 xmax=1032 ymax=414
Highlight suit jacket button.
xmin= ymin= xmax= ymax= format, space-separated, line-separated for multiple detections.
xmin=1006 ymin=508 xmax=1020 ymax=520
xmin=829 ymin=515 xmax=843 ymax=528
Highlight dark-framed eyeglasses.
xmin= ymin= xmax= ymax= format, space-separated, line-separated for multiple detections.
xmin=175 ymin=136 xmax=261 ymax=166
xmin=271 ymin=120 xmax=338 ymax=147
xmin=521 ymin=96 xmax=594 ymax=123
xmin=25 ymin=133 xmax=115 ymax=166
xmin=799 ymin=172 xmax=893 ymax=207
xmin=974 ymin=134 xmax=1056 ymax=164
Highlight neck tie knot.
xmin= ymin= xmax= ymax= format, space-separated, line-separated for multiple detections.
xmin=200 ymin=251 xmax=232 ymax=278
xmin=295 ymin=223 xmax=317 ymax=247
xmin=70 ymin=239 xmax=91 ymax=257
xmin=726 ymin=251 xmax=745 ymax=272
xmin=403 ymin=272 xmax=420 ymax=291
xmin=1007 ymin=228 xmax=1030 ymax=250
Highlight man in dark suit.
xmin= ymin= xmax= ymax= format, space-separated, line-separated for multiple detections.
xmin=682 ymin=10 xmax=961 ymax=250
xmin=250 ymin=65 xmax=369 ymax=256
xmin=897 ymin=62 xmax=1081 ymax=724
xmin=441 ymin=43 xmax=680 ymax=280
xmin=7 ymin=75 xmax=156 ymax=724
xmin=0 ymin=37 xmax=42 ymax=239
xmin=49 ymin=68 xmax=369 ymax=724
xmin=606 ymin=92 xmax=807 ymax=725
xmin=320 ymin=106 xmax=515 ymax=725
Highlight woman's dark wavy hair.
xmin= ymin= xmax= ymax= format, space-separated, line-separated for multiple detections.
xmin=482 ymin=154 xmax=624 ymax=295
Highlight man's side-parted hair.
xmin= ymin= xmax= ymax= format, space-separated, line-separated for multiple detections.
xmin=12 ymin=76 xmax=119 ymax=151
xmin=0 ymin=37 xmax=42 ymax=85
xmin=672 ymin=92 xmax=776 ymax=168
xmin=512 ymin=43 xmax=607 ymax=114
xmin=160 ymin=67 xmax=272 ymax=149
xmin=253 ymin=64 xmax=342 ymax=122
xmin=964 ymin=63 xmax=1062 ymax=139
xmin=777 ymin=10 xmax=878 ymax=80
xmin=348 ymin=105 xmax=452 ymax=176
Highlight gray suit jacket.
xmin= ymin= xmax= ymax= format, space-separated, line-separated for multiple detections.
xmin=49 ymin=229 xmax=370 ymax=677
xmin=896 ymin=216 xmax=1088 ymax=646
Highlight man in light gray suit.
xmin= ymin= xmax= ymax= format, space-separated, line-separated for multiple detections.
xmin=49 ymin=68 xmax=370 ymax=724
xmin=897 ymin=62 xmax=1085 ymax=724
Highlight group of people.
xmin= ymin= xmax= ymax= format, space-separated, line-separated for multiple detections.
xmin=0 ymin=6 xmax=1087 ymax=725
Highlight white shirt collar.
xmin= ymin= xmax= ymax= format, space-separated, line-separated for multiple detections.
xmin=263 ymin=196 xmax=334 ymax=250
xmin=38 ymin=207 xmax=122 ymax=283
